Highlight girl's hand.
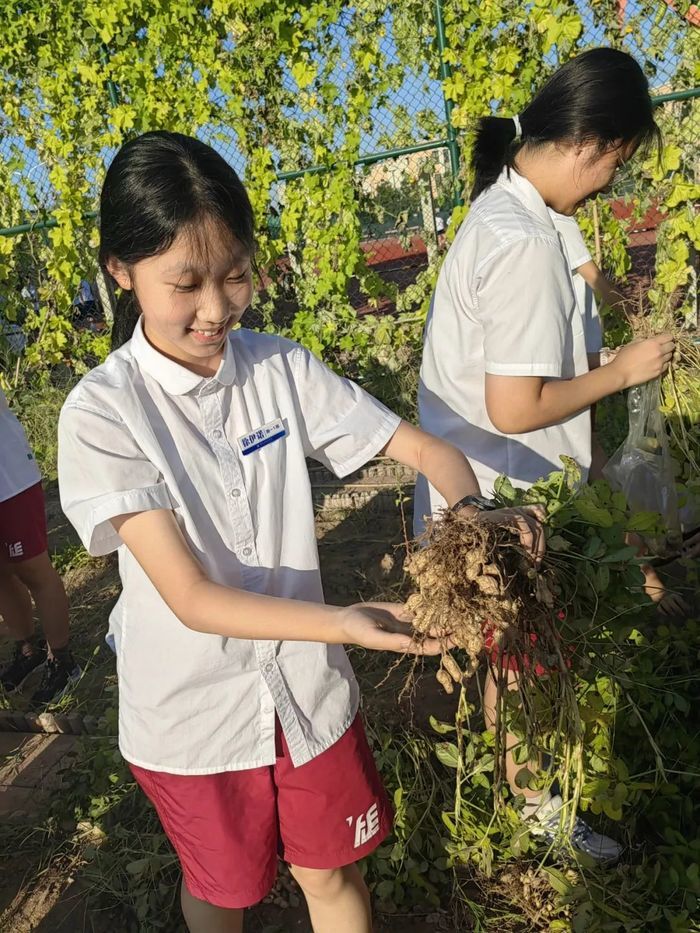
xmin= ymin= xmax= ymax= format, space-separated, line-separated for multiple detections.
xmin=610 ymin=334 xmax=675 ymax=389
xmin=472 ymin=505 xmax=547 ymax=564
xmin=642 ymin=564 xmax=690 ymax=617
xmin=339 ymin=602 xmax=451 ymax=655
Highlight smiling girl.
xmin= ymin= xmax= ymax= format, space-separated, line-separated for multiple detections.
xmin=57 ymin=131 xmax=542 ymax=933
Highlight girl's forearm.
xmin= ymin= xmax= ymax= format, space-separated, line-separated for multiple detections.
xmin=111 ymin=508 xmax=349 ymax=643
xmin=382 ymin=421 xmax=481 ymax=506
xmin=179 ymin=579 xmax=348 ymax=642
xmin=416 ymin=434 xmax=482 ymax=504
xmin=535 ymin=364 xmax=625 ymax=428
xmin=487 ymin=364 xmax=625 ymax=434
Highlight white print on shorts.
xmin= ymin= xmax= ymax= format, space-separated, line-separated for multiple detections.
xmin=346 ymin=802 xmax=380 ymax=848
xmin=8 ymin=541 xmax=24 ymax=558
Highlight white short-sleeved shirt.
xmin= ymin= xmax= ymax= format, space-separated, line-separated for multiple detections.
xmin=415 ymin=167 xmax=592 ymax=530
xmin=0 ymin=388 xmax=41 ymax=504
xmin=548 ymin=210 xmax=603 ymax=355
xmin=58 ymin=318 xmax=400 ymax=774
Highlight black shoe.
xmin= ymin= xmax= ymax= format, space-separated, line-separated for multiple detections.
xmin=0 ymin=641 xmax=47 ymax=693
xmin=31 ymin=655 xmax=82 ymax=705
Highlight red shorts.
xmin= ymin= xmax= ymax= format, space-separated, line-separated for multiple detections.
xmin=0 ymin=482 xmax=48 ymax=563
xmin=129 ymin=714 xmax=392 ymax=909
xmin=485 ymin=628 xmax=549 ymax=676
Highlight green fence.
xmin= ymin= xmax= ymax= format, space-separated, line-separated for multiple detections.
xmin=0 ymin=0 xmax=698 ymax=367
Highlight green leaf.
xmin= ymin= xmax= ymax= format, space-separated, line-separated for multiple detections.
xmin=441 ymin=811 xmax=456 ymax=834
xmin=575 ymin=500 xmax=614 ymax=527
xmin=600 ymin=546 xmax=638 ymax=563
xmin=543 ymin=866 xmax=574 ymax=896
xmin=666 ymin=181 xmax=700 ymax=208
xmin=627 ymin=511 xmax=662 ymax=534
xmin=514 ymin=767 xmax=536 ymax=789
xmin=435 ymin=742 xmax=460 ymax=768
xmin=602 ymin=800 xmax=623 ymax=821
xmin=584 ymin=535 xmax=605 ymax=558
xmin=429 ymin=715 xmax=455 ymax=735
xmin=508 ymin=824 xmax=530 ymax=856
xmin=595 ymin=564 xmax=610 ymax=593
xmin=559 ymin=456 xmax=583 ymax=491
xmin=494 ymin=475 xmax=517 ymax=504
xmin=375 ymin=879 xmax=395 ymax=900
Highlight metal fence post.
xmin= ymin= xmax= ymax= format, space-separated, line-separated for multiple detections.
xmin=100 ymin=44 xmax=120 ymax=108
xmin=434 ymin=0 xmax=462 ymax=206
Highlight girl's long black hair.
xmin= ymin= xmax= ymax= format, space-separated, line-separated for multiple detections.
xmin=470 ymin=47 xmax=660 ymax=201
xmin=99 ymin=131 xmax=255 ymax=349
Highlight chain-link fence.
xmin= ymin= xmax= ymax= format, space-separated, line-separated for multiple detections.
xmin=1 ymin=0 xmax=698 ymax=345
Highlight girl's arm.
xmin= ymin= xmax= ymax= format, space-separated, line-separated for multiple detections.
xmin=381 ymin=421 xmax=545 ymax=560
xmin=111 ymin=509 xmax=446 ymax=654
xmin=485 ymin=332 xmax=674 ymax=434
xmin=381 ymin=420 xmax=480 ymax=508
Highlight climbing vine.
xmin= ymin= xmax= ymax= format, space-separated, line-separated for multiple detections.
xmin=0 ymin=0 xmax=697 ymax=389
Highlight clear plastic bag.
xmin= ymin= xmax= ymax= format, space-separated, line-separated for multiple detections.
xmin=603 ymin=379 xmax=681 ymax=546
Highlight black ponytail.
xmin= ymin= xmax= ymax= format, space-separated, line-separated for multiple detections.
xmin=111 ymin=291 xmax=141 ymax=353
xmin=470 ymin=116 xmax=521 ymax=201
xmin=470 ymin=47 xmax=661 ymax=201
xmin=99 ymin=131 xmax=255 ymax=350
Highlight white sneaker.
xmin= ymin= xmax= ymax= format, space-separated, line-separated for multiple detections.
xmin=529 ymin=794 xmax=622 ymax=863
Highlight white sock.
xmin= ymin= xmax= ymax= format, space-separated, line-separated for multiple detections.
xmin=521 ymin=789 xmax=553 ymax=820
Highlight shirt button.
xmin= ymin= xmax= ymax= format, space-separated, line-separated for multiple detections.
xmin=242 ymin=546 xmax=252 ymax=556
xmin=264 ymin=663 xmax=274 ymax=673
xmin=230 ymin=488 xmax=241 ymax=498
xmin=213 ymin=429 xmax=222 ymax=439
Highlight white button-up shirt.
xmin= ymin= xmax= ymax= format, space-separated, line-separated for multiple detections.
xmin=58 ymin=318 xmax=400 ymax=774
xmin=415 ymin=167 xmax=591 ymax=531
xmin=0 ymin=388 xmax=41 ymax=504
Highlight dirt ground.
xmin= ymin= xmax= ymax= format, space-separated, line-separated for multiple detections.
xmin=0 ymin=479 xmax=466 ymax=933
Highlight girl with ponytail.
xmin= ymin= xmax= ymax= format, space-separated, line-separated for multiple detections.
xmin=415 ymin=47 xmax=674 ymax=862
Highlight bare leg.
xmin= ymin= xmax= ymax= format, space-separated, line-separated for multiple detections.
xmin=290 ymin=863 xmax=371 ymax=933
xmin=12 ymin=552 xmax=70 ymax=653
xmin=180 ymin=879 xmax=244 ymax=933
xmin=0 ymin=565 xmax=34 ymax=641
xmin=483 ymin=667 xmax=542 ymax=799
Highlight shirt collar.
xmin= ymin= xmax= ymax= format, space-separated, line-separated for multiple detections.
xmin=130 ymin=316 xmax=237 ymax=396
xmin=494 ymin=166 xmax=555 ymax=228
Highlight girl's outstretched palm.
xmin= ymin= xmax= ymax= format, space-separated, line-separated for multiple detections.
xmin=339 ymin=602 xmax=451 ymax=654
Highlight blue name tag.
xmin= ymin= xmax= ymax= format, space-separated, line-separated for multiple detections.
xmin=238 ymin=418 xmax=286 ymax=455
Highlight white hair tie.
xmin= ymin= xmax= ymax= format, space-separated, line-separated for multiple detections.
xmin=512 ymin=114 xmax=522 ymax=141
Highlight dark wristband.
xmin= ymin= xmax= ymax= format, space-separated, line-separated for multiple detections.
xmin=450 ymin=494 xmax=498 ymax=514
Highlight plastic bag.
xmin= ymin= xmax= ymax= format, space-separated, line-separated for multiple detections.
xmin=603 ymin=379 xmax=681 ymax=546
